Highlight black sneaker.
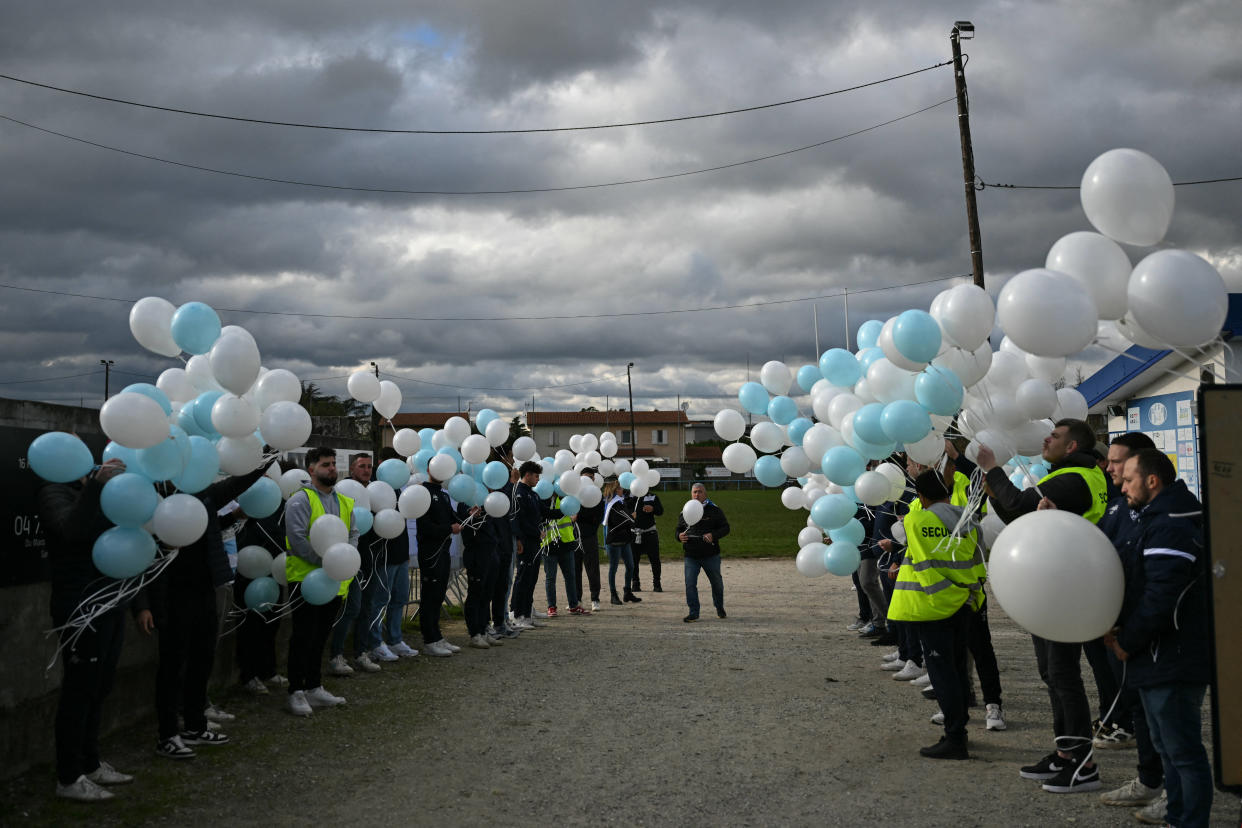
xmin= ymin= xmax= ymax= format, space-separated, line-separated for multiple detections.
xmin=179 ymin=729 xmax=230 ymax=746
xmin=919 ymin=736 xmax=968 ymax=760
xmin=1041 ymin=758 xmax=1101 ymax=793
xmin=1093 ymin=721 xmax=1134 ymax=750
xmin=155 ymin=735 xmax=196 ymax=760
xmin=717 ymin=608 xmax=727 ymax=619
xmin=653 ymin=583 xmax=663 ymax=593
xmin=611 ymin=593 xmax=623 ymax=605
xmin=1019 ymin=752 xmax=1068 ymax=781
xmin=870 ymin=632 xmax=899 ymax=646
xmin=631 ymin=583 xmax=642 ymax=592
xmin=683 ymin=614 xmax=699 ymax=623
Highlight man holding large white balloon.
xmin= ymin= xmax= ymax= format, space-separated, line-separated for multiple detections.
xmin=283 ymin=448 xmax=358 ymax=716
xmin=675 ymin=483 xmax=730 ymax=623
xmin=977 ymin=419 xmax=1108 ymax=793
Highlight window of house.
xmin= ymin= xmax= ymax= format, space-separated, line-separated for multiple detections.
xmin=651 ymin=429 xmax=668 ymax=445
xmin=620 ymin=430 xmax=634 ymax=445
xmin=547 ymin=430 xmax=559 ymax=446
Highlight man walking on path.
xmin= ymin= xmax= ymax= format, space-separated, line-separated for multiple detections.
xmin=675 ymin=483 xmax=729 ymax=623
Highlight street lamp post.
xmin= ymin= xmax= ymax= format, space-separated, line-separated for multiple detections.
xmin=100 ymin=359 xmax=114 ymax=401
xmin=626 ymin=362 xmax=637 ymax=461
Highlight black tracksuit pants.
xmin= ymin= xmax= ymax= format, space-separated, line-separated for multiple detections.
xmin=54 ymin=607 xmax=124 ymax=784
xmin=155 ymin=586 xmax=217 ymax=739
xmin=286 ymin=584 xmax=341 ymax=693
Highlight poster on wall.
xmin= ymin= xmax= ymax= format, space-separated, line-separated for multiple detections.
xmin=1126 ymin=390 xmax=1201 ymax=500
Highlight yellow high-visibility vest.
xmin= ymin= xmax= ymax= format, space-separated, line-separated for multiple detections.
xmin=887 ymin=507 xmax=983 ymax=622
xmin=285 ymin=487 xmax=355 ymax=597
xmin=1039 ymin=465 xmax=1108 ymax=524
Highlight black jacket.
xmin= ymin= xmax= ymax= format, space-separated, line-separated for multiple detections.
xmin=415 ymin=481 xmax=456 ymax=560
xmin=625 ymin=493 xmax=663 ymax=532
xmin=38 ymin=476 xmax=119 ymax=623
xmin=577 ymin=499 xmax=604 ymax=530
xmin=984 ymin=451 xmax=1097 ymax=523
xmin=511 ymin=481 xmax=548 ymax=542
xmin=1115 ymin=480 xmax=1211 ymax=688
xmin=457 ymin=503 xmax=500 ymax=565
xmin=603 ymin=496 xmax=636 ymax=546
xmin=675 ymin=501 xmax=730 ymax=559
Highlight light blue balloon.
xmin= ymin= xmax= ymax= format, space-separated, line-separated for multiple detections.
xmin=191 ymin=390 xmax=223 ymax=437
xmin=892 ymin=309 xmax=942 ymax=364
xmin=618 ymin=472 xmax=636 ymax=490
xmin=914 ymin=365 xmax=965 ymax=416
xmin=819 ymin=348 xmax=862 ymax=387
xmin=244 ymin=576 xmax=280 ymax=612
xmin=824 ymin=542 xmax=862 ymax=576
xmin=752 ymin=455 xmax=786 ymax=488
xmin=411 ymin=448 xmax=434 ymax=473
xmin=300 ymin=568 xmax=340 ymax=605
xmin=170 ymin=301 xmax=221 ymax=355
xmin=103 ymin=441 xmax=141 ymax=469
xmin=238 ymin=477 xmax=282 ymax=518
xmin=811 ymin=493 xmax=856 ymax=531
xmin=796 ymin=364 xmax=820 ymax=393
xmin=787 ymin=417 xmax=813 ymax=447
xmin=121 ymin=383 xmax=172 ymax=416
xmin=559 ymin=495 xmax=581 ymax=516
xmin=92 ymin=526 xmax=156 ymax=579
xmin=436 ymin=446 xmax=463 ymax=465
xmin=829 ymin=518 xmax=866 ymax=547
xmin=857 ymin=320 xmax=884 ymax=351
xmin=476 ymin=408 xmax=498 ymax=434
xmin=552 ymin=481 xmax=566 ymax=498
xmin=447 ymin=473 xmax=475 ymax=504
xmin=353 ymin=507 xmax=374 ymax=535
xmin=473 ymin=481 xmax=488 ymax=507
xmin=767 ymin=395 xmax=798 ymax=426
xmin=738 ymin=382 xmax=769 ymax=415
xmin=881 ymin=400 xmax=932 ymax=444
xmin=852 ymin=403 xmax=888 ymax=445
xmin=822 ymin=445 xmax=866 ymax=485
xmin=1028 ymin=462 xmax=1050 ymax=479
xmin=376 ymin=458 xmax=411 ymax=489
xmin=418 ymin=428 xmax=437 ymax=446
xmin=482 ymin=460 xmax=509 ymax=490
xmin=857 ymin=346 xmax=885 ymax=372
xmin=177 ymin=403 xmax=206 ymax=438
xmin=171 ymin=436 xmax=219 ymax=494
xmin=852 ymin=435 xmax=897 ymax=461
xmin=840 ymin=485 xmax=858 ymax=503
xmin=533 ymin=478 xmax=553 ymax=499
xmin=28 ymin=431 xmax=94 ymax=483
xmin=137 ymin=428 xmax=187 ymax=481
xmin=100 ymin=473 xmax=159 ymax=527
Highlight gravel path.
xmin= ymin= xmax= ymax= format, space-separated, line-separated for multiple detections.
xmin=6 ymin=559 xmax=1235 ymax=826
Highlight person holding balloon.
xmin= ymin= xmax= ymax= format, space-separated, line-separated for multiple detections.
xmin=232 ymin=504 xmax=289 ymax=696
xmin=509 ymin=461 xmax=553 ymax=627
xmin=675 ymin=483 xmax=729 ymax=623
xmin=602 ymin=480 xmax=640 ymax=605
xmin=414 ymin=471 xmax=463 ymax=656
xmin=543 ymin=494 xmax=590 ymax=616
xmin=38 ymin=457 xmax=137 ymax=801
xmin=573 ymin=471 xmax=605 ymax=613
xmin=328 ymin=453 xmax=381 ymax=676
xmin=977 ymin=418 xmax=1107 ymax=793
xmin=457 ymin=502 xmax=502 ymax=648
xmin=626 ymin=489 xmax=664 ymax=593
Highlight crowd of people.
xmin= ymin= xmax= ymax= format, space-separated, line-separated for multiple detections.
xmin=845 ymin=420 xmax=1213 ymax=826
xmin=38 ymin=446 xmax=732 ymax=802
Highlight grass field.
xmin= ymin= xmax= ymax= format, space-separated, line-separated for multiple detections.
xmin=631 ymin=487 xmax=806 ymax=560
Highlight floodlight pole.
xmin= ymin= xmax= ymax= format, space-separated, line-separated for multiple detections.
xmin=100 ymin=359 xmax=114 ymax=401
xmin=626 ymin=362 xmax=637 ymax=461
xmin=951 ymin=21 xmax=985 ymax=289
xmin=370 ymin=361 xmax=381 ymax=461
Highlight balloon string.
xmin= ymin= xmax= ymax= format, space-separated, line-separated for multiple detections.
xmin=1091 ymin=338 xmax=1205 ymax=384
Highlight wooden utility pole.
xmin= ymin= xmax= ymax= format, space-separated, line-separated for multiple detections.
xmin=370 ymin=361 xmax=381 ymax=461
xmin=951 ymin=21 xmax=985 ymax=288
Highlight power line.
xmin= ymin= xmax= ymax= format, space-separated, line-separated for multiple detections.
xmin=0 ymin=369 xmax=101 ymax=385
xmin=0 ymin=272 xmax=967 ymax=323
xmin=380 ymin=368 xmax=631 ymax=392
xmin=0 ymin=98 xmax=954 ymax=196
xmin=0 ymin=61 xmax=951 ymax=135
xmin=979 ymin=175 xmax=1242 ymax=191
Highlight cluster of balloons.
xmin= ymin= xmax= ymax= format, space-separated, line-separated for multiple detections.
xmin=704 ymin=148 xmax=1228 ymax=601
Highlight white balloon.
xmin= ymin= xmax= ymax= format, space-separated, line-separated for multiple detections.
xmin=217 ymin=434 xmax=263 ymax=475
xmin=365 ymin=480 xmax=397 ymax=513
xmin=1025 ymin=353 xmax=1066 ymax=384
xmin=810 ymin=386 xmax=843 ymax=422
xmin=874 ymin=462 xmax=907 ymax=501
xmin=100 ymin=392 xmax=170 ymax=449
xmin=1011 ymin=419 xmax=1053 ymax=456
xmin=485 ymin=418 xmax=509 ymax=447
xmin=759 ymin=360 xmax=792 ymax=395
xmin=629 ymin=458 xmax=649 ymax=477
xmin=629 ymin=477 xmax=650 ymax=497
xmin=906 ymin=430 xmax=946 ymax=466
xmin=374 ymin=380 xmax=402 ymax=420
xmin=577 ymin=484 xmax=602 ymax=508
xmin=1014 ymin=378 xmax=1058 ymax=420
xmin=750 ymin=421 xmax=784 ymax=454
xmin=209 ymin=331 xmax=261 ymax=396
xmin=398 ymin=484 xmax=432 ymax=519
xmin=430 ymin=430 xmax=450 ymax=451
xmin=1080 ymin=148 xmax=1174 ymax=247
xmin=721 ymin=442 xmax=757 ymax=473
xmin=852 ymin=377 xmax=877 ymax=404
xmin=584 ymin=450 xmax=602 ymax=467
xmin=568 ymin=434 xmax=584 ymax=453
xmin=185 ymin=354 xmax=223 ymax=392
xmin=866 ymin=358 xmax=916 ymax=404
xmin=779 ymin=446 xmax=811 ymax=478
xmin=484 ymin=490 xmax=510 ymax=517
xmin=334 ymin=478 xmax=370 ymax=511
xmin=211 ymin=394 xmax=260 ymax=438
xmin=1053 ymin=387 xmax=1089 ymax=422
xmin=997 ymin=269 xmax=1098 ymax=358
xmin=259 ymin=401 xmax=312 ymax=451
xmin=347 ymin=370 xmax=381 ymax=404
xmin=598 ymin=459 xmax=615 ymax=477
xmin=237 ymin=545 xmax=274 ymax=579
xmin=254 ymin=368 xmax=302 ymax=411
xmin=393 ymin=428 xmax=422 ymax=457
xmin=427 ymin=453 xmax=456 ymax=482
xmin=967 ymin=429 xmax=1017 ymax=467
xmin=933 ymin=284 xmax=995 ymax=350
xmin=580 ymin=433 xmax=598 ymax=452
xmin=372 ymin=508 xmax=405 ymax=539
xmin=1115 ymin=311 xmax=1166 ymax=349
xmin=795 ymin=543 xmax=829 ymax=577
xmin=309 ymin=514 xmax=348 ymax=555
xmin=892 ymin=521 xmax=907 ymax=545
xmin=558 ymin=469 xmax=582 ymax=496
xmin=801 ymin=423 xmax=844 ymax=467
xmin=322 ymin=542 xmax=361 ymax=580
xmin=156 ymin=367 xmax=197 ymax=403
xmin=989 ymin=511 xmax=1123 ymax=641
xmin=645 ymin=469 xmax=661 ymax=487
xmin=152 ymin=493 xmax=209 ymax=547
xmin=782 ymin=487 xmax=807 ymax=510
xmin=979 ymin=350 xmax=1029 ymax=396
xmin=460 ymin=434 xmax=490 ymax=465
xmin=803 ymin=487 xmax=825 ymax=509
xmin=443 ymin=416 xmax=471 ymax=447
xmin=797 ymin=526 xmax=822 ymax=547
xmin=511 ymin=436 xmax=537 ymax=461
xmin=278 ymin=468 xmax=311 ymax=499
xmin=1045 ymin=231 xmax=1131 ymax=321
xmin=933 ymin=342 xmax=992 ymax=388
xmin=714 ymin=409 xmax=746 ymax=442
xmin=681 ymin=499 xmax=704 ymax=526
xmin=270 ymin=552 xmax=288 ymax=585
xmin=854 ymin=470 xmax=891 ymax=506
xmin=129 ymin=296 xmax=181 ymax=357
xmin=1128 ymin=249 xmax=1228 ymax=348
xmin=613 ymin=459 xmax=630 ymax=476
xmin=827 ymin=393 xmax=863 ymax=430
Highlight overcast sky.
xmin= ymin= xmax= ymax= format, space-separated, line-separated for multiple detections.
xmin=2 ymin=0 xmax=1239 ymax=419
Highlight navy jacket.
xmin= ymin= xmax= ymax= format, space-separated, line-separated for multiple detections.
xmin=674 ymin=501 xmax=730 ymax=560
xmin=415 ymin=481 xmax=456 ymax=562
xmin=456 ymin=503 xmax=500 ymax=565
xmin=1115 ymin=480 xmax=1211 ymax=688
xmin=511 ymin=481 xmax=548 ymax=542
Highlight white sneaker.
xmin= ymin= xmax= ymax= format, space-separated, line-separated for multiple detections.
xmin=371 ymin=642 xmax=399 ymax=662
xmin=512 ymin=617 xmax=534 ymax=630
xmin=56 ymin=775 xmax=115 ymax=801
xmin=485 ymin=634 xmax=503 ymax=645
xmin=327 ymin=654 xmax=355 ymax=676
xmin=882 ymin=650 xmax=902 ymax=662
xmin=390 ymin=641 xmax=419 ymax=658
xmin=423 ymin=640 xmax=452 ymax=657
xmin=881 ymin=659 xmax=906 ymax=672
xmin=985 ymin=703 xmax=1007 ymax=731
xmin=438 ymin=639 xmax=461 ymax=653
xmin=286 ymin=690 xmax=313 ymax=717
xmin=892 ymin=661 xmax=925 ymax=681
xmin=1100 ymin=776 xmax=1161 ymax=806
xmin=203 ymin=704 xmax=235 ymax=722
xmin=591 ymin=600 xmax=601 ymax=612
xmin=911 ymin=672 xmax=933 ymax=688
xmin=355 ymin=652 xmax=381 ymax=673
xmin=469 ymin=634 xmax=491 ymax=649
xmin=305 ymin=686 xmax=346 ymax=708
xmin=930 ymin=711 xmax=945 ymax=725
xmin=528 ymin=617 xmax=548 ymax=628
xmin=1134 ymin=790 xmax=1167 ymax=824
xmin=86 ymin=760 xmax=133 ymax=785
xmin=264 ymin=674 xmax=290 ymax=688
xmin=533 ymin=609 xmax=549 ymax=618
xmin=244 ymin=677 xmax=269 ymax=695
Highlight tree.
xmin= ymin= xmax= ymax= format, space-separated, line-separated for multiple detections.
xmin=579 ymin=405 xmax=599 ymax=412
xmin=299 ymin=382 xmax=368 ymax=417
